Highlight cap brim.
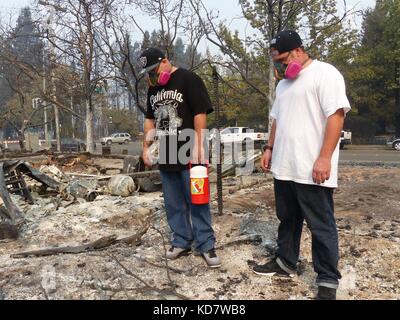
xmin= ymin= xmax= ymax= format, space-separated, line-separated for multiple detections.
xmin=139 ymin=62 xmax=159 ymax=76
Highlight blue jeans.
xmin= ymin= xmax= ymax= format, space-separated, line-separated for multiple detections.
xmin=160 ymin=169 xmax=216 ymax=253
xmin=274 ymin=179 xmax=342 ymax=289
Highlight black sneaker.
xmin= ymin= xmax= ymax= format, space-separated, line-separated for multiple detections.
xmin=252 ymin=258 xmax=294 ymax=277
xmin=317 ymin=286 xmax=337 ymax=300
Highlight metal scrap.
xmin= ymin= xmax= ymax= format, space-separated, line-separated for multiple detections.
xmin=0 ymin=160 xmax=60 ymax=240
xmin=62 ymin=179 xmax=99 ymax=202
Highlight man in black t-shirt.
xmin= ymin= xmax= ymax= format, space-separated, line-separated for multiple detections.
xmin=140 ymin=48 xmax=220 ymax=268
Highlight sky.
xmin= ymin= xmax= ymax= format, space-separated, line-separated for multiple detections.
xmin=0 ymin=0 xmax=377 ymax=53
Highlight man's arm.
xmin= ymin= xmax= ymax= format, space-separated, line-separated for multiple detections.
xmin=261 ymin=119 xmax=276 ymax=171
xmin=142 ymin=118 xmax=156 ymax=167
xmin=193 ymin=113 xmax=207 ymax=163
xmin=313 ymin=108 xmax=345 ymax=184
xmin=143 ymin=119 xmax=156 ymax=148
xmin=268 ymin=120 xmax=276 ymax=148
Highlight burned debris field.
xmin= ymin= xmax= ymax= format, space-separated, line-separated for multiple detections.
xmin=0 ymin=152 xmax=398 ymax=300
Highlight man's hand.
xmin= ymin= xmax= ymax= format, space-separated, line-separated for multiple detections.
xmin=312 ymin=156 xmax=331 ymax=184
xmin=191 ymin=145 xmax=207 ymax=164
xmin=142 ymin=146 xmax=153 ymax=167
xmin=261 ymin=149 xmax=272 ymax=172
xmin=193 ymin=113 xmax=208 ymax=164
xmin=314 ymin=108 xmax=344 ymax=184
xmin=142 ymin=146 xmax=155 ymax=167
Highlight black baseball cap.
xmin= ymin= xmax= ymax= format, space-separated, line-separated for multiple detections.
xmin=139 ymin=48 xmax=166 ymax=75
xmin=270 ymin=30 xmax=303 ymax=55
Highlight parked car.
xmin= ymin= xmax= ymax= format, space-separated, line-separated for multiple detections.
xmin=387 ymin=136 xmax=400 ymax=151
xmin=340 ymin=130 xmax=352 ymax=149
xmin=51 ymin=138 xmax=86 ymax=152
xmin=209 ymin=127 xmax=269 ymax=145
xmin=101 ymin=133 xmax=131 ymax=145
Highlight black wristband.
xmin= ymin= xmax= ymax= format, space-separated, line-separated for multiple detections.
xmin=263 ymin=144 xmax=273 ymax=152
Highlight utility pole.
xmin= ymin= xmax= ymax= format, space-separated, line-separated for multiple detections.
xmin=42 ymin=42 xmax=50 ymax=147
xmin=212 ymin=66 xmax=223 ymax=216
xmin=39 ymin=0 xmax=66 ymax=152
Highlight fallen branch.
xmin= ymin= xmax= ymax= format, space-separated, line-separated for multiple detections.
xmin=152 ymin=226 xmax=174 ymax=287
xmin=11 ymin=227 xmax=150 ymax=259
xmin=64 ymin=173 xmax=113 ymax=180
xmin=117 ymin=225 xmax=151 ymax=246
xmin=12 ymin=211 xmax=154 ymax=258
xmin=109 ymin=254 xmax=189 ymax=300
xmin=98 ymin=284 xmax=160 ymax=299
xmin=64 ymin=170 xmax=161 ymax=181
xmin=132 ymin=254 xmax=197 ymax=275
xmin=11 ymin=235 xmax=119 ymax=258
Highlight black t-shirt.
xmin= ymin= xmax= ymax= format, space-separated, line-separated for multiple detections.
xmin=145 ymin=68 xmax=213 ymax=171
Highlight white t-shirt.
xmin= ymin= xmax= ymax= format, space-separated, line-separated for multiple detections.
xmin=270 ymin=60 xmax=351 ymax=188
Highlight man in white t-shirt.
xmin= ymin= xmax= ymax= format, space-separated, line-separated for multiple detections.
xmin=252 ymin=30 xmax=351 ymax=300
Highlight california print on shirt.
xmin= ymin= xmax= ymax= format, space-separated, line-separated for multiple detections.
xmin=150 ymin=90 xmax=183 ymax=136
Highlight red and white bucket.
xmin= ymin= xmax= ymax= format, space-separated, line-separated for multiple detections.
xmin=189 ymin=162 xmax=210 ymax=205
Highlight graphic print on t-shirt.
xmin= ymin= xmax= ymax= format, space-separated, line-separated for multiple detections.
xmin=150 ymin=90 xmax=183 ymax=136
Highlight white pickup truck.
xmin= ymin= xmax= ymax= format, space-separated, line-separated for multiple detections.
xmin=340 ymin=130 xmax=352 ymax=149
xmin=210 ymin=127 xmax=269 ymax=145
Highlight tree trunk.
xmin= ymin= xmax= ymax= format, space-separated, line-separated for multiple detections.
xmin=395 ymin=63 xmax=400 ymax=137
xmin=395 ymin=87 xmax=400 ymax=137
xmin=85 ymin=98 xmax=95 ymax=153
xmin=50 ymin=27 xmax=61 ymax=152
xmin=18 ymin=131 xmax=25 ymax=152
xmin=54 ymin=104 xmax=61 ymax=152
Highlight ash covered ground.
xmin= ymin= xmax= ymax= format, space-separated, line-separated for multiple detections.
xmin=0 ymin=159 xmax=399 ymax=300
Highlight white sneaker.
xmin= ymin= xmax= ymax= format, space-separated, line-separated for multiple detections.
xmin=165 ymin=246 xmax=191 ymax=260
xmin=201 ymin=248 xmax=221 ymax=268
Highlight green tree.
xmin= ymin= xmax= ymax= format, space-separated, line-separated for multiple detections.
xmin=172 ymin=37 xmax=186 ymax=67
xmin=104 ymin=109 xmax=140 ymax=137
xmin=13 ymin=7 xmax=44 ymax=68
xmin=346 ymin=0 xmax=400 ymax=137
xmin=0 ymin=7 xmax=44 ymax=141
xmin=191 ymin=0 xmax=356 ymax=130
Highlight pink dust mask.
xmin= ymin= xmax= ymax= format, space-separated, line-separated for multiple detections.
xmin=274 ymin=61 xmax=303 ymax=80
xmin=284 ymin=61 xmax=303 ymax=80
xmin=158 ymin=71 xmax=171 ymax=86
xmin=148 ymin=70 xmax=171 ymax=87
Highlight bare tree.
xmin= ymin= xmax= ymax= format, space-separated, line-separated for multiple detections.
xmin=1 ymin=70 xmax=48 ymax=151
xmin=0 ymin=12 xmax=53 ymax=149
xmin=41 ymin=0 xmax=116 ymax=153
xmin=129 ymin=0 xmax=185 ymax=57
xmin=189 ymin=0 xmax=356 ymax=130
xmin=96 ymin=0 xmax=206 ymax=116
xmin=0 ymin=16 xmax=90 ymax=145
xmin=95 ymin=3 xmax=147 ymax=115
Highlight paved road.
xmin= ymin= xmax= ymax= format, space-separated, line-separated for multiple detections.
xmin=94 ymin=142 xmax=142 ymax=156
xmin=95 ymin=142 xmax=400 ymax=164
xmin=4 ymin=141 xmax=400 ymax=164
xmin=339 ymin=146 xmax=400 ymax=163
